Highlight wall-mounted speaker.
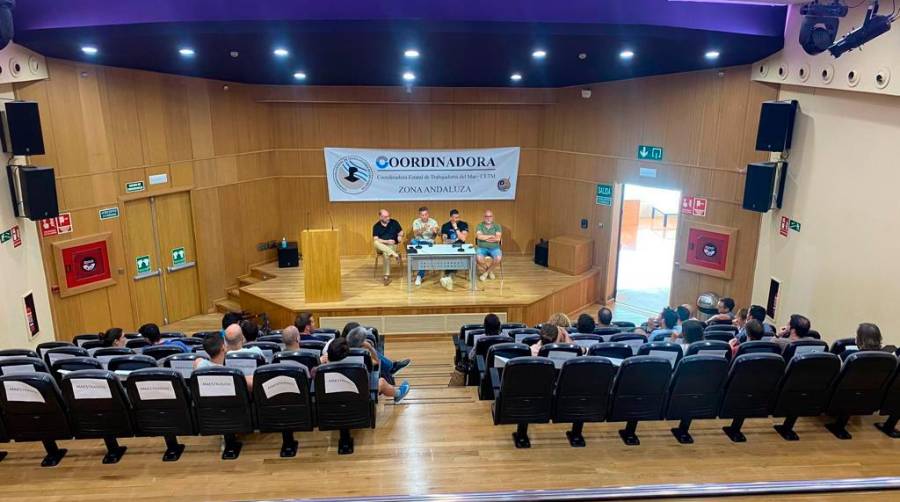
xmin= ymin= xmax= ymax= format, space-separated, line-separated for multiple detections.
xmin=743 ymin=162 xmax=788 ymax=213
xmin=3 ymin=101 xmax=45 ymax=156
xmin=7 ymin=165 xmax=58 ymax=220
xmin=756 ymin=100 xmax=798 ymax=152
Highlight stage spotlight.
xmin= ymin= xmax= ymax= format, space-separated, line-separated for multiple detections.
xmin=828 ymin=2 xmax=892 ymax=58
xmin=798 ymin=1 xmax=848 ymax=55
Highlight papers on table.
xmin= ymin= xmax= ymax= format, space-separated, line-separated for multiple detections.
xmin=547 ymin=350 xmax=578 ymax=369
xmin=1 ymin=364 xmax=37 ymax=375
xmin=494 ymin=355 xmax=509 ymax=368
xmin=225 ymin=358 xmax=258 ymax=376
xmin=794 ymin=345 xmax=826 ymax=355
xmin=649 ymin=349 xmax=679 ymax=367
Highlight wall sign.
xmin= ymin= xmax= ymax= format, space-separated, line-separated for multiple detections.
xmin=11 ymin=225 xmax=21 ymax=247
xmin=148 ymin=173 xmax=168 ymax=185
xmin=0 ymin=229 xmax=10 ymax=243
xmin=779 ymin=216 xmax=790 ymax=237
xmin=789 ymin=219 xmax=801 ymax=232
xmin=56 ymin=213 xmax=73 ymax=234
xmin=595 ymin=184 xmax=613 ymax=206
xmin=125 ymin=181 xmax=145 ymax=193
xmin=639 ymin=167 xmax=657 ymax=178
xmin=40 ymin=217 xmax=58 ymax=237
xmin=23 ymin=291 xmax=39 ymax=339
xmin=637 ymin=145 xmax=664 ymax=161
xmin=171 ymin=247 xmax=186 ymax=266
xmin=681 ymin=196 xmax=708 ymax=217
xmin=324 ymin=147 xmax=520 ymax=202
xmin=98 ymin=207 xmax=120 ymax=220
xmin=136 ymin=255 xmax=151 ymax=274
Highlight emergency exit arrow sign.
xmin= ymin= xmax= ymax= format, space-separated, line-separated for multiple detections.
xmin=637 ymin=145 xmax=664 ymax=161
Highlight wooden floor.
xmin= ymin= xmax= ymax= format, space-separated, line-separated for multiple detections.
xmin=240 ymin=255 xmax=600 ymax=327
xmin=2 ymin=316 xmax=900 ymax=501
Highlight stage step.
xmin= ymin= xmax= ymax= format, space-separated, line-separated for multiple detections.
xmin=215 ymin=298 xmax=241 ymax=314
xmin=238 ymin=275 xmax=261 ymax=286
xmin=226 ymin=287 xmax=240 ymax=301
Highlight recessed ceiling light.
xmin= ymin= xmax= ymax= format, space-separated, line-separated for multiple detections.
xmin=179 ymin=48 xmax=195 ymax=57
xmin=619 ymin=50 xmax=635 ymax=60
xmin=293 ymin=72 xmax=306 ymax=80
xmin=402 ymin=71 xmax=416 ymax=82
xmin=705 ymin=50 xmax=720 ymax=60
xmin=404 ymin=49 xmax=420 ymax=58
xmin=273 ymin=48 xmax=289 ymax=57
xmin=532 ymin=49 xmax=547 ymax=59
xmin=81 ymin=46 xmax=98 ymax=55
xmin=510 ymin=73 xmax=523 ymax=81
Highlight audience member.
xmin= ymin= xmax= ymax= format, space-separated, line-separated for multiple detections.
xmin=531 ymin=323 xmax=561 ymax=356
xmin=680 ymin=304 xmax=698 ymax=321
xmin=733 ymin=308 xmax=749 ymax=331
xmin=855 ymin=322 xmax=896 ymax=353
xmin=678 ymin=319 xmax=705 ymax=347
xmin=221 ymin=311 xmax=242 ymax=330
xmin=674 ymin=305 xmax=691 ymax=334
xmin=294 ymin=312 xmax=315 ymax=338
xmin=97 ymin=327 xmax=126 ymax=348
xmin=773 ymin=314 xmax=811 ymax=351
xmin=224 ymin=324 xmax=265 ymax=356
xmin=707 ymin=297 xmax=736 ymax=323
xmin=729 ymin=319 xmax=764 ymax=357
xmin=576 ymin=313 xmax=596 ymax=334
xmin=239 ymin=320 xmax=259 ymax=343
xmin=738 ymin=305 xmax=776 ymax=340
xmin=193 ymin=332 xmax=253 ymax=390
xmin=139 ymin=322 xmax=189 ymax=352
xmin=546 ymin=313 xmax=574 ymax=343
xmin=281 ymin=326 xmax=301 ymax=352
xmin=597 ymin=307 xmax=613 ymax=328
xmin=320 ymin=321 xmax=410 ymax=374
xmin=650 ymin=308 xmax=678 ymax=342
xmin=327 ymin=336 xmax=410 ymax=402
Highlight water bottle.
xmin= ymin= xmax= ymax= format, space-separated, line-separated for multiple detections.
xmin=281 ymin=237 xmax=287 ymax=249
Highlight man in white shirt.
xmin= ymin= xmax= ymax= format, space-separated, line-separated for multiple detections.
xmin=411 ymin=206 xmax=439 ymax=286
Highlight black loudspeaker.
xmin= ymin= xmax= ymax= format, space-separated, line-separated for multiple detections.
xmin=743 ymin=162 xmax=788 ymax=213
xmin=756 ymin=100 xmax=798 ymax=152
xmin=4 ymin=101 xmax=45 ymax=156
xmin=15 ymin=166 xmax=58 ymax=220
xmin=534 ymin=239 xmax=549 ymax=267
xmin=277 ymin=242 xmax=299 ymax=268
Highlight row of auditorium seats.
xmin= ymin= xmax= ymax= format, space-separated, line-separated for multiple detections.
xmin=489 ymin=350 xmax=900 ymax=448
xmin=0 ymin=361 xmax=377 ymax=466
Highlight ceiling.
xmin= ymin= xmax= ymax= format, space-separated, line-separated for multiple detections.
xmin=11 ymin=0 xmax=787 ymax=87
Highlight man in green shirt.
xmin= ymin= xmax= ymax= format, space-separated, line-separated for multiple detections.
xmin=475 ymin=209 xmax=503 ymax=281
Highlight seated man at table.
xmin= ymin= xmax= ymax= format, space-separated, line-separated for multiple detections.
xmin=475 ymin=210 xmax=503 ymax=281
xmin=411 ymin=206 xmax=440 ymax=286
xmin=439 ymin=209 xmax=469 ymax=291
xmin=373 ymin=209 xmax=404 ymax=286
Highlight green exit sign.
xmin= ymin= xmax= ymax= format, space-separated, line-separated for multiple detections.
xmin=637 ymin=145 xmax=664 ymax=161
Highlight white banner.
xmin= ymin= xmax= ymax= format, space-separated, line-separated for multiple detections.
xmin=324 ymin=147 xmax=520 ymax=201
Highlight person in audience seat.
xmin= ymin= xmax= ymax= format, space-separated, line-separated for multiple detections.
xmin=531 ymin=323 xmax=562 ymax=357
xmin=545 ymin=312 xmax=574 ymax=344
xmin=650 ymin=308 xmax=678 ymax=342
xmin=729 ymin=319 xmax=764 ymax=358
xmin=733 ymin=308 xmax=749 ymax=331
xmin=856 ymin=322 xmax=896 ymax=353
xmin=373 ymin=208 xmax=404 ymax=286
xmin=773 ymin=314 xmax=812 ymax=351
xmin=674 ymin=305 xmax=691 ymax=334
xmin=239 ymin=320 xmax=259 ymax=342
xmin=707 ymin=297 xmax=736 ymax=323
xmin=738 ymin=305 xmax=776 ymax=340
xmin=320 ymin=322 xmax=411 ymax=375
xmin=224 ymin=323 xmax=266 ymax=357
xmin=680 ymin=304 xmax=698 ymax=321
xmin=193 ymin=331 xmax=253 ymax=390
xmin=439 ymin=208 xmax=469 ymax=291
xmin=139 ymin=322 xmax=189 ymax=352
xmin=281 ymin=326 xmax=301 ymax=352
xmin=221 ymin=312 xmax=242 ymax=331
xmin=475 ymin=210 xmax=503 ymax=282
xmin=676 ymin=320 xmax=705 ymax=348
xmin=294 ymin=312 xmax=316 ymax=339
xmin=597 ymin=307 xmax=613 ymax=328
xmin=97 ymin=328 xmax=127 ymax=348
xmin=327 ymin=335 xmax=410 ymax=403
xmin=576 ymin=313 xmax=596 ymax=334
xmin=468 ymin=313 xmax=503 ymax=360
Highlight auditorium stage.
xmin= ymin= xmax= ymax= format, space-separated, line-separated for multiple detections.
xmin=239 ymin=255 xmax=601 ymax=333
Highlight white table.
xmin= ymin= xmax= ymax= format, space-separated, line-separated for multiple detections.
xmin=406 ymin=243 xmax=477 ymax=292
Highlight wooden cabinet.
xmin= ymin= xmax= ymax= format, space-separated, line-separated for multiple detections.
xmin=548 ymin=235 xmax=594 ymax=276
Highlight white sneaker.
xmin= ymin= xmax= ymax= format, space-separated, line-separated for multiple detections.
xmin=415 ymin=275 xmax=422 ymax=286
xmin=440 ymin=276 xmax=453 ymax=291
xmin=479 ymin=273 xmax=488 ymax=282
xmin=488 ymin=271 xmax=496 ymax=280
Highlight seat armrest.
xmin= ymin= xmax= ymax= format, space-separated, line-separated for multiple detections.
xmin=369 ymin=372 xmax=380 ymax=402
xmin=490 ymin=367 xmax=501 ymax=395
xmin=476 ymin=355 xmax=486 ymax=373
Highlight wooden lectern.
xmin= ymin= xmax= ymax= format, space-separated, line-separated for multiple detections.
xmin=301 ymin=229 xmax=342 ymax=302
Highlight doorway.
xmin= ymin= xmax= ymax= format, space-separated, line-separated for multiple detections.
xmin=122 ymin=190 xmax=202 ymax=326
xmin=612 ymin=184 xmax=681 ymax=324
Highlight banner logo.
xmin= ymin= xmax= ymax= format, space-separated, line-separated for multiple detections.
xmin=333 ymin=156 xmax=373 ymax=195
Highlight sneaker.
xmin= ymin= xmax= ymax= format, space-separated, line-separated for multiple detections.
xmin=391 ymin=359 xmax=411 ymax=375
xmin=415 ymin=275 xmax=422 ymax=286
xmin=440 ymin=276 xmax=453 ymax=291
xmin=383 ymin=275 xmax=392 ymax=286
xmin=488 ymin=271 xmax=496 ymax=280
xmin=394 ymin=380 xmax=410 ymax=403
xmin=479 ymin=272 xmax=488 ymax=282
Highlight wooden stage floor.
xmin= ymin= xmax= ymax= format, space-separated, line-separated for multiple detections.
xmin=2 ymin=323 xmax=900 ymax=501
xmin=240 ymin=255 xmax=600 ymax=329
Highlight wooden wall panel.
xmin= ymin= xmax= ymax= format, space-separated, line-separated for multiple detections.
xmin=18 ymin=58 xmax=771 ymax=341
